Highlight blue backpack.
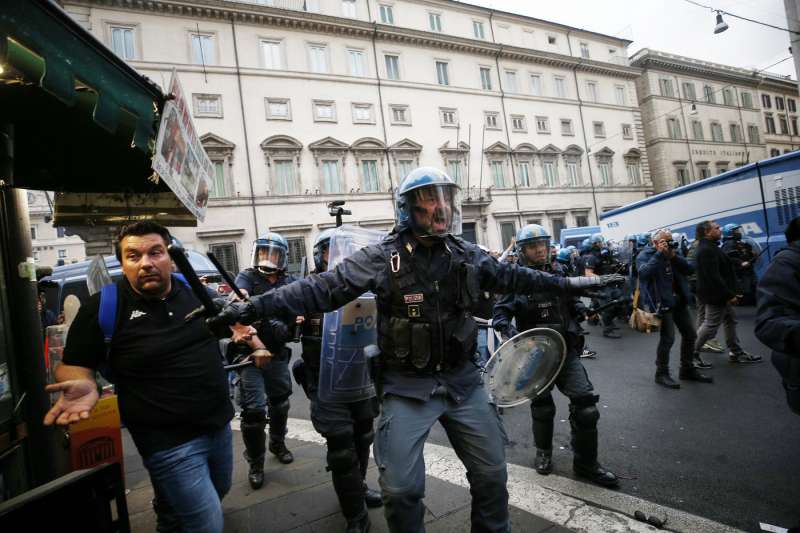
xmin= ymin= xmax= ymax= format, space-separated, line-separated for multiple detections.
xmin=97 ymin=273 xmax=190 ymax=381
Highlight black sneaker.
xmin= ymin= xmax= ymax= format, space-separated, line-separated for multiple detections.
xmin=692 ymin=354 xmax=713 ymax=369
xmin=729 ymin=351 xmax=763 ymax=364
xmin=534 ymin=449 xmax=553 ymax=475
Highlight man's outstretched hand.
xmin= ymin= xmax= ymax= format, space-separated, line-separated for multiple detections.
xmin=43 ymin=379 xmax=99 ymax=426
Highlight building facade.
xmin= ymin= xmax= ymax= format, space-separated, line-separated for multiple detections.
xmin=631 ymin=49 xmax=769 ymax=194
xmin=63 ymin=0 xmax=652 ymax=274
xmin=26 ymin=190 xmax=86 ymax=268
xmin=759 ymin=74 xmax=800 ymax=157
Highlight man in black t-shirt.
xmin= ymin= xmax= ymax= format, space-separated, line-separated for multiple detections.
xmin=43 ymin=221 xmax=233 ymax=533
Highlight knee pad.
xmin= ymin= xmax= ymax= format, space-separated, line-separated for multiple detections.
xmin=326 ymin=433 xmax=359 ymax=474
xmin=530 ymin=395 xmax=556 ymax=421
xmin=570 ymin=404 xmax=599 ymax=429
xmin=354 ymin=419 xmax=375 ymax=449
xmin=241 ymin=409 xmax=267 ymax=426
xmin=268 ymin=397 xmax=290 ymax=415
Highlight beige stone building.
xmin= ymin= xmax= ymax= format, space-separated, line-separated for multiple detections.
xmin=26 ymin=190 xmax=86 ymax=268
xmin=63 ymin=0 xmax=651 ymax=274
xmin=629 ymin=49 xmax=800 ymax=195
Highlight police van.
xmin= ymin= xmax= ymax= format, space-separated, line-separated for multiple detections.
xmin=599 ymin=151 xmax=800 ymax=278
xmin=560 ymin=225 xmax=601 ymax=249
xmin=39 ymin=249 xmax=227 ymax=317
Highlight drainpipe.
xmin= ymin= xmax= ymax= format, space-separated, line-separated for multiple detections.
xmin=566 ymin=29 xmax=601 ymax=224
xmin=489 ymin=10 xmax=523 ymax=228
xmin=674 ymin=75 xmax=697 ymax=183
xmin=365 ymin=2 xmax=395 ymax=206
xmin=230 ymin=15 xmax=260 ymax=236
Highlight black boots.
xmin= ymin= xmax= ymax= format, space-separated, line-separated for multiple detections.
xmin=679 ymin=367 xmax=714 ymax=383
xmin=269 ymin=439 xmax=294 ymax=464
xmin=241 ymin=412 xmax=268 ymax=490
xmin=345 ymin=512 xmax=371 ymax=533
xmin=573 ymin=462 xmax=620 ymax=488
xmin=655 ymin=373 xmax=681 ymax=389
xmin=248 ymin=461 xmax=265 ymax=490
xmin=364 ymin=485 xmax=383 ymax=508
xmin=534 ymin=449 xmax=553 ymax=475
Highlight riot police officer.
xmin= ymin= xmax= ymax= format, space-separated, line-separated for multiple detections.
xmin=233 ymin=232 xmax=296 ymax=490
xmin=721 ymin=223 xmax=757 ymax=304
xmin=211 ymin=167 xmax=623 ymax=533
xmin=295 ymin=228 xmax=382 ymax=533
xmin=492 ymin=225 xmax=618 ymax=488
xmin=583 ymin=234 xmax=624 ymax=338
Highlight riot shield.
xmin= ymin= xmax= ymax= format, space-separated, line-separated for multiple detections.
xmin=485 ymin=328 xmax=567 ymax=408
xmin=319 ymin=225 xmax=387 ymax=403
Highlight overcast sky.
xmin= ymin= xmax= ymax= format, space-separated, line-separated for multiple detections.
xmin=465 ymin=0 xmax=795 ymax=79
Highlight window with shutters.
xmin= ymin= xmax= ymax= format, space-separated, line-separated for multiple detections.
xmin=711 ymin=122 xmax=724 ymax=142
xmin=321 ymin=160 xmax=343 ymax=193
xmin=722 ymin=88 xmax=734 ymax=106
xmin=448 ymin=160 xmax=463 ymax=185
xmin=389 ymin=104 xmax=410 ymax=125
xmin=485 ymin=111 xmax=500 ymax=130
xmin=615 ymin=85 xmax=626 ymax=105
xmin=361 ymin=160 xmax=380 ymax=192
xmin=480 ymin=67 xmax=492 ymax=90
xmin=511 ymin=115 xmax=526 ymax=132
xmin=586 ymin=81 xmax=598 ymax=102
xmin=659 ymin=78 xmax=674 ymax=97
xmin=473 ymin=20 xmax=485 ymax=39
xmin=667 ymin=118 xmax=682 ymax=139
xmin=428 ymin=12 xmax=442 ymax=32
xmin=530 ymin=74 xmax=542 ymax=96
xmin=308 ymin=44 xmax=329 ymax=73
xmin=435 ymin=61 xmax=449 ymax=85
xmin=580 ymin=42 xmax=590 ymax=59
xmin=384 ymin=54 xmax=401 ymax=80
xmin=517 ymin=161 xmax=531 ymax=187
xmin=261 ymin=40 xmax=283 ymax=69
xmin=209 ymin=243 xmax=239 ymax=275
xmin=536 ymin=116 xmax=550 ymax=133
xmin=542 ymin=160 xmax=557 ymax=187
xmin=553 ymin=76 xmax=566 ymax=98
xmin=729 ymin=123 xmax=742 ymax=143
xmin=692 ymin=120 xmax=704 ymax=140
xmin=341 ymin=0 xmax=356 ymax=18
xmin=379 ymin=4 xmax=394 ymax=24
xmin=440 ymin=107 xmax=458 ymax=127
xmin=561 ymin=119 xmax=574 ymax=136
xmin=110 ymin=26 xmax=136 ymax=60
xmin=490 ymin=161 xmax=505 ymax=188
xmin=193 ymin=94 xmax=222 ymax=118
xmin=776 ymin=96 xmax=785 ymax=110
xmin=789 ymin=98 xmax=797 ymax=112
xmin=273 ymin=160 xmax=296 ymax=195
xmin=190 ymin=32 xmax=214 ymax=65
xmin=210 ymin=161 xmax=227 ymax=198
xmin=500 ymin=222 xmax=516 ymax=250
xmin=399 ymin=160 xmax=414 ymax=180
xmin=740 ymin=92 xmax=753 ymax=108
xmin=286 ymin=238 xmax=306 ymax=276
xmin=347 ymin=49 xmax=367 ymax=76
xmin=704 ymin=85 xmax=715 ymax=104
xmin=622 ymin=123 xmax=633 ymax=139
xmin=681 ymin=82 xmax=696 ymax=101
xmin=779 ymin=115 xmax=789 ymax=135
xmin=505 ymin=70 xmax=518 ymax=93
xmin=762 ymin=94 xmax=772 ymax=108
xmin=765 ymin=113 xmax=776 ymax=134
xmin=593 ymin=121 xmax=606 ymax=138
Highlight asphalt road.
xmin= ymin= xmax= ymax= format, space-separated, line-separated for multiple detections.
xmin=286 ymin=305 xmax=799 ymax=533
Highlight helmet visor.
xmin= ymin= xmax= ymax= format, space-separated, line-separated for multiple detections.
xmin=407 ymin=185 xmax=462 ymax=237
xmin=252 ymin=243 xmax=287 ymax=272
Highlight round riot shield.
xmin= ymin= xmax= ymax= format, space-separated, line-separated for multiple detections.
xmin=485 ymin=328 xmax=567 ymax=408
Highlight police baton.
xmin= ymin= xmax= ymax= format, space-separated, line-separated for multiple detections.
xmin=168 ymin=245 xmax=219 ymax=322
xmin=206 ymin=251 xmax=248 ymax=301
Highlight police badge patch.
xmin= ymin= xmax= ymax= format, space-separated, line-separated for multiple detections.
xmin=408 ymin=305 xmax=421 ymax=317
xmin=404 ymin=293 xmax=424 ymax=303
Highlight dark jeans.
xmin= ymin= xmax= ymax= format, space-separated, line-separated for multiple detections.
xmin=657 ymin=305 xmax=696 ymax=373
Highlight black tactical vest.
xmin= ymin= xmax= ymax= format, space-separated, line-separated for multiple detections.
xmin=243 ymin=269 xmax=293 ymax=354
xmin=516 ymin=264 xmax=569 ymax=334
xmin=376 ymin=234 xmax=480 ymax=373
xmin=300 ymin=271 xmax=325 ymax=370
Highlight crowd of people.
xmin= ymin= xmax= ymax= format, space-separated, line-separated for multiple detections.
xmin=39 ymin=164 xmax=798 ymax=533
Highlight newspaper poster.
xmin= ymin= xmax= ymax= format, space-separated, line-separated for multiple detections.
xmin=152 ymin=69 xmax=212 ymax=222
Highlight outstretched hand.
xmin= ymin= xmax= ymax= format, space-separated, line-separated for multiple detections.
xmin=43 ymin=379 xmax=99 ymax=426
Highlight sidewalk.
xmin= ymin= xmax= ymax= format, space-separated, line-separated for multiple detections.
xmin=123 ymin=424 xmax=568 ymax=533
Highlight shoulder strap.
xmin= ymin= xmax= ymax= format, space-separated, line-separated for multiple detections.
xmin=172 ymin=273 xmax=190 ymax=288
xmin=98 ymin=283 xmax=119 ymax=344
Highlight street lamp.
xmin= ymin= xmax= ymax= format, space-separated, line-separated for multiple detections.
xmin=714 ymin=11 xmax=729 ymax=34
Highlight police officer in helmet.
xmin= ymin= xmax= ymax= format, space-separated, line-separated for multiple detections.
xmin=493 ymin=225 xmax=619 ymax=488
xmin=211 ymin=167 xmax=624 ymax=532
xmin=295 ymin=228 xmax=382 ymax=533
xmin=231 ymin=232 xmax=297 ymax=490
xmin=584 ymin=233 xmax=624 ymax=338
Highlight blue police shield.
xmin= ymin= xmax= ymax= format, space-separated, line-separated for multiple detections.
xmin=319 ymin=225 xmax=387 ymax=403
xmin=484 ymin=328 xmax=566 ymax=408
